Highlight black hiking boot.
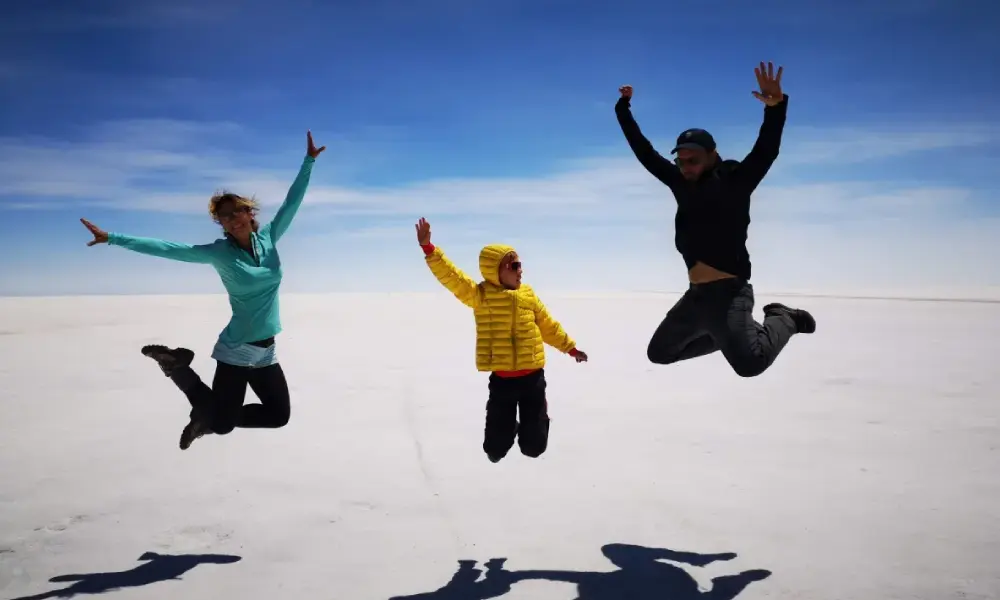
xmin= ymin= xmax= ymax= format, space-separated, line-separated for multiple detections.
xmin=141 ymin=345 xmax=195 ymax=376
xmin=179 ymin=417 xmax=210 ymax=450
xmin=762 ymin=303 xmax=816 ymax=334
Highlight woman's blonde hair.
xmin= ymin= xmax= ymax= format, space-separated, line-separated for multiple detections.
xmin=208 ymin=190 xmax=260 ymax=232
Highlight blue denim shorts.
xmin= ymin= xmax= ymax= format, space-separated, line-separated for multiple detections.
xmin=211 ymin=337 xmax=278 ymax=368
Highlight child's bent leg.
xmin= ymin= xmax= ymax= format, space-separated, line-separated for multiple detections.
xmin=516 ymin=370 xmax=550 ymax=458
xmin=483 ymin=374 xmax=519 ymax=462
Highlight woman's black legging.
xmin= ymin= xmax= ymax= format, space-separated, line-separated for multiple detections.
xmin=171 ymin=361 xmax=291 ymax=434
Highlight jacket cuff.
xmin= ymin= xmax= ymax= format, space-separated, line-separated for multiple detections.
xmin=766 ymin=94 xmax=789 ymax=110
xmin=421 ymin=243 xmax=435 ymax=256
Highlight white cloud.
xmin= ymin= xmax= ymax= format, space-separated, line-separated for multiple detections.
xmin=1 ymin=117 xmax=999 ymax=296
xmin=1 ymin=118 xmax=993 ymax=220
xmin=775 ymin=125 xmax=1000 ymax=165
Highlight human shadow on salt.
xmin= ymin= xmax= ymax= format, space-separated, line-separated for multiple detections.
xmin=388 ymin=543 xmax=771 ymax=599
xmin=8 ymin=551 xmax=242 ymax=600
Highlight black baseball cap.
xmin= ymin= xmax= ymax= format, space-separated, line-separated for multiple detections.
xmin=670 ymin=128 xmax=716 ymax=154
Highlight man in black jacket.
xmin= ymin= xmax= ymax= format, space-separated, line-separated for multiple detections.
xmin=615 ymin=61 xmax=815 ymax=378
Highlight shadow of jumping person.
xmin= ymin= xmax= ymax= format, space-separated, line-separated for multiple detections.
xmin=387 ymin=558 xmax=516 ymax=600
xmin=389 ymin=544 xmax=770 ymax=600
xmin=511 ymin=543 xmax=771 ymax=599
xmin=8 ymin=551 xmax=242 ymax=600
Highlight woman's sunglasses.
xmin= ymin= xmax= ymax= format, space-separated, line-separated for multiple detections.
xmin=217 ymin=205 xmax=251 ymax=220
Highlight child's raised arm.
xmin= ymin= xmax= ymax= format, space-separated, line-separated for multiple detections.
xmin=416 ymin=217 xmax=481 ymax=308
xmin=533 ymin=294 xmax=587 ymax=362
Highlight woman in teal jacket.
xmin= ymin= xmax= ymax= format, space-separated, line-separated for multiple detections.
xmin=81 ymin=131 xmax=326 ymax=450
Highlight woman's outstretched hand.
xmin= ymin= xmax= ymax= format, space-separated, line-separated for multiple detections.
xmin=572 ymin=349 xmax=588 ymax=363
xmin=415 ymin=217 xmax=431 ymax=246
xmin=307 ymin=130 xmax=326 ymax=159
xmin=80 ymin=218 xmax=108 ymax=246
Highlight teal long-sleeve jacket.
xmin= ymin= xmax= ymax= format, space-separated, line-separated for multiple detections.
xmin=107 ymin=155 xmax=315 ymax=345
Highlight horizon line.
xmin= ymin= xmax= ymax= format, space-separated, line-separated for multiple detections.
xmin=3 ymin=290 xmax=1000 ymax=304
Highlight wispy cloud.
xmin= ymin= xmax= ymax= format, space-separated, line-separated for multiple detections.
xmin=1 ymin=116 xmax=995 ymax=223
xmin=0 ymin=120 xmax=242 ymax=200
xmin=776 ymin=125 xmax=1000 ymax=165
xmin=0 ymin=119 xmax=405 ymax=209
xmin=2 ymin=114 xmax=999 ymax=296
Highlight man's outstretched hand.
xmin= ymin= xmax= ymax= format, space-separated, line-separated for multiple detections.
xmin=752 ymin=61 xmax=784 ymax=106
xmin=571 ymin=349 xmax=588 ymax=363
xmin=618 ymin=85 xmax=633 ymax=99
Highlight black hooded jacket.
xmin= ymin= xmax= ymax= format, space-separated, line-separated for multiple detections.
xmin=615 ymin=94 xmax=788 ymax=281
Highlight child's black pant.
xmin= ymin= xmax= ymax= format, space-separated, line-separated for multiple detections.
xmin=170 ymin=361 xmax=291 ymax=434
xmin=483 ymin=369 xmax=550 ymax=460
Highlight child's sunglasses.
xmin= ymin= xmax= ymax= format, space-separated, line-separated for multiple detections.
xmin=507 ymin=261 xmax=522 ymax=271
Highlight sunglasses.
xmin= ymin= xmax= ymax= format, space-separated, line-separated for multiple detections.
xmin=217 ymin=205 xmax=250 ymax=220
xmin=674 ymin=155 xmax=704 ymax=167
xmin=507 ymin=261 xmax=522 ymax=271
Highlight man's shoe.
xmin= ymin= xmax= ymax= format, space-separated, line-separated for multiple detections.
xmin=763 ymin=303 xmax=816 ymax=334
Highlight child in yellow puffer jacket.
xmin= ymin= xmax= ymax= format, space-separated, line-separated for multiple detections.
xmin=415 ymin=217 xmax=588 ymax=463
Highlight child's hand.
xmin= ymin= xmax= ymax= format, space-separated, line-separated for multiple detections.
xmin=415 ymin=217 xmax=432 ymax=246
xmin=571 ymin=349 xmax=588 ymax=363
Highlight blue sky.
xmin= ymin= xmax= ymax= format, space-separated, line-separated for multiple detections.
xmin=1 ymin=0 xmax=998 ymax=296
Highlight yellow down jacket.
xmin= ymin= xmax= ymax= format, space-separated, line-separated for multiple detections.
xmin=424 ymin=243 xmax=577 ymax=372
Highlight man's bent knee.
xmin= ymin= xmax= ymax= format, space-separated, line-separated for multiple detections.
xmin=729 ymin=354 xmax=770 ymax=378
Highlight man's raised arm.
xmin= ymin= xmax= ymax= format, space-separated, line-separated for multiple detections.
xmin=733 ymin=62 xmax=789 ymax=193
xmin=615 ymin=85 xmax=684 ymax=190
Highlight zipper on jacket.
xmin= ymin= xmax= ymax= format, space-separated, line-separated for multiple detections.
xmin=510 ymin=291 xmax=518 ymax=370
xmin=244 ymin=235 xmax=260 ymax=266
xmin=230 ymin=233 xmax=261 ymax=267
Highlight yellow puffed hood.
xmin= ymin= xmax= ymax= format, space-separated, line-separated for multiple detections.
xmin=478 ymin=244 xmax=516 ymax=286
